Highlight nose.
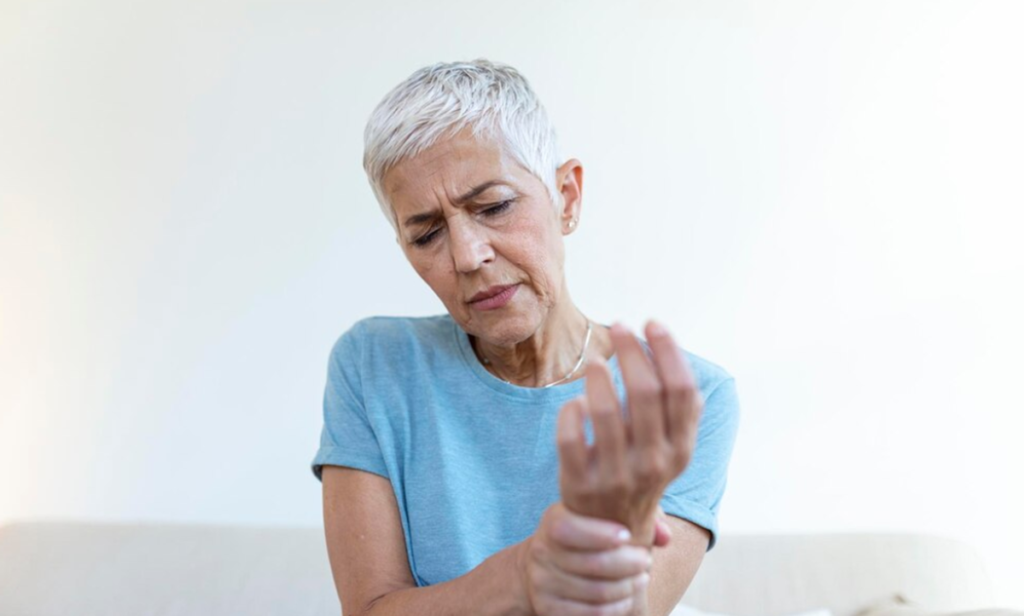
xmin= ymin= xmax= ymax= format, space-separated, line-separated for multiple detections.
xmin=447 ymin=217 xmax=494 ymax=274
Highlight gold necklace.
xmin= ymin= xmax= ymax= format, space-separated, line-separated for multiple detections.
xmin=479 ymin=320 xmax=594 ymax=388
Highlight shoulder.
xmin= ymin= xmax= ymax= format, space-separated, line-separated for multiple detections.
xmin=678 ymin=349 xmax=740 ymax=435
xmin=680 ymin=349 xmax=735 ymax=401
xmin=329 ymin=313 xmax=455 ymax=366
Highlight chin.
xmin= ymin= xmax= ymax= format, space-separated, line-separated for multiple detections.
xmin=462 ymin=308 xmax=541 ymax=347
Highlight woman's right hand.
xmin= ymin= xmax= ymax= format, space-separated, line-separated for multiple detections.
xmin=557 ymin=322 xmax=703 ymax=546
xmin=518 ymin=501 xmax=653 ymax=616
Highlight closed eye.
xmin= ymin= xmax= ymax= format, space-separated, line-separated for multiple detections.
xmin=411 ymin=200 xmax=514 ymax=248
xmin=412 ymin=227 xmax=441 ymax=247
xmin=482 ymin=199 xmax=513 ymax=216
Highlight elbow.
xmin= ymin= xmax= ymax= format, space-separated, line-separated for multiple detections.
xmin=348 ymin=590 xmax=390 ymax=616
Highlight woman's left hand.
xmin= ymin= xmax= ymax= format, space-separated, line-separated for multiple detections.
xmin=557 ymin=321 xmax=703 ymax=546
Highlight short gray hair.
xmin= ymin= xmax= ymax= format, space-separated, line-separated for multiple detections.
xmin=363 ymin=59 xmax=563 ymax=232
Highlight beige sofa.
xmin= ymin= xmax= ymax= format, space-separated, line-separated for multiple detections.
xmin=0 ymin=520 xmax=1015 ymax=616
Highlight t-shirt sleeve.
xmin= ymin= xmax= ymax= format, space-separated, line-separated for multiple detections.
xmin=310 ymin=322 xmax=390 ymax=482
xmin=658 ymin=375 xmax=740 ymax=553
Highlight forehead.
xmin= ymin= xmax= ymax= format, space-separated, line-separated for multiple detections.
xmin=382 ymin=130 xmax=527 ymax=212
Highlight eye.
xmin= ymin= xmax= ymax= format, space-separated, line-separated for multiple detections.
xmin=482 ymin=199 xmax=513 ymax=216
xmin=412 ymin=227 xmax=441 ymax=247
xmin=411 ymin=200 xmax=512 ymax=248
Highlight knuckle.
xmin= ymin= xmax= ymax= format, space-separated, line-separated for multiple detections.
xmin=590 ymin=550 xmax=614 ymax=575
xmin=667 ymin=434 xmax=691 ymax=457
xmin=670 ymin=447 xmax=691 ymax=471
xmin=611 ymin=580 xmax=634 ymax=604
xmin=548 ymin=518 xmax=573 ymax=545
xmin=587 ymin=580 xmax=617 ymax=603
xmin=665 ymin=381 xmax=691 ymax=399
xmin=632 ymin=382 xmax=663 ymax=404
xmin=636 ymin=456 xmax=667 ymax=483
xmin=631 ymin=548 xmax=652 ymax=573
xmin=576 ymin=553 xmax=600 ymax=577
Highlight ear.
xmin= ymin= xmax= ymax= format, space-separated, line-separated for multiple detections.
xmin=555 ymin=158 xmax=584 ymax=235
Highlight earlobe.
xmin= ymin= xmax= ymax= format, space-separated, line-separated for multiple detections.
xmin=563 ymin=216 xmax=579 ymax=235
xmin=556 ymin=158 xmax=584 ymax=230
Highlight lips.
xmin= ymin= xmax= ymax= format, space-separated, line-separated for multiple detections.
xmin=467 ymin=283 xmax=520 ymax=310
xmin=468 ymin=284 xmax=517 ymax=303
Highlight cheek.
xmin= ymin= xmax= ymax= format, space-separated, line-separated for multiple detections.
xmin=510 ymin=224 xmax=563 ymax=290
xmin=412 ymin=256 xmax=459 ymax=301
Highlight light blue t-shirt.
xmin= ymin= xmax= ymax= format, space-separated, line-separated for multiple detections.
xmin=311 ymin=314 xmax=740 ymax=588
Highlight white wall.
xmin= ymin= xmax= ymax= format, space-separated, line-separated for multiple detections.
xmin=2 ymin=0 xmax=1022 ymax=607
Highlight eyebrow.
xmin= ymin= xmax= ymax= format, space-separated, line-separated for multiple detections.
xmin=401 ymin=180 xmax=505 ymax=229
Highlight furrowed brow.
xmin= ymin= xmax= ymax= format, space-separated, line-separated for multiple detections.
xmin=452 ymin=180 xmax=503 ymax=205
xmin=401 ymin=180 xmax=506 ymax=229
xmin=402 ymin=211 xmax=437 ymax=229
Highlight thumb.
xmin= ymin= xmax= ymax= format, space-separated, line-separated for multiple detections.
xmin=653 ymin=508 xmax=673 ymax=547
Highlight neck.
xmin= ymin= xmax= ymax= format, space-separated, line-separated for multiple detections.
xmin=470 ymin=294 xmax=610 ymax=388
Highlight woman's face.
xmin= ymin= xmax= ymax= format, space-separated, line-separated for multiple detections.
xmin=382 ymin=129 xmax=581 ymax=346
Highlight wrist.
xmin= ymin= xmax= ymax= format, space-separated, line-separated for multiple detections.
xmin=510 ymin=537 xmax=537 ymax=616
xmin=627 ymin=512 xmax=658 ymax=548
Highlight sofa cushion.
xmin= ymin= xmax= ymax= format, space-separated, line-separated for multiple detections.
xmin=856 ymin=594 xmax=1024 ymax=616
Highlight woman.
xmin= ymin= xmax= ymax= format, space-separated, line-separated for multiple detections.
xmin=311 ymin=59 xmax=740 ymax=616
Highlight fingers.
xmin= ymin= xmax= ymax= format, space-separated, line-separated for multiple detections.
xmin=537 ymin=565 xmax=649 ymax=606
xmin=584 ymin=357 xmax=628 ymax=490
xmin=547 ymin=543 xmax=652 ymax=580
xmin=557 ymin=397 xmax=588 ymax=485
xmin=542 ymin=593 xmax=639 ymax=616
xmin=556 ymin=320 xmax=701 ymax=552
xmin=529 ymin=504 xmax=653 ymax=616
xmin=610 ymin=322 xmax=667 ymax=460
xmin=655 ymin=515 xmax=671 ymax=544
xmin=545 ymin=503 xmax=632 ymax=551
xmin=643 ymin=320 xmax=703 ymax=468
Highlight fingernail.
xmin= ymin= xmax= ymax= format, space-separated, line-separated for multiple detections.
xmin=616 ymin=528 xmax=632 ymax=542
xmin=649 ymin=320 xmax=667 ymax=337
xmin=636 ymin=572 xmax=651 ymax=590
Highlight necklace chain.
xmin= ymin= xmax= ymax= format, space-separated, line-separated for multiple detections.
xmin=480 ymin=320 xmax=594 ymax=388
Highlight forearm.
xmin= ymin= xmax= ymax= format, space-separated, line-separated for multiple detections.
xmin=361 ymin=539 xmax=533 ymax=616
xmin=626 ymin=557 xmax=672 ymax=616
xmin=635 ymin=517 xmax=708 ymax=616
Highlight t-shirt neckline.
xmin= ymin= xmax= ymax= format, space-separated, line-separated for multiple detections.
xmin=450 ymin=314 xmax=624 ymax=402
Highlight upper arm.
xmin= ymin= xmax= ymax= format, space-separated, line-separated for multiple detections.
xmin=322 ymin=465 xmax=417 ymax=615
xmin=659 ymin=373 xmax=739 ymax=552
xmin=647 ymin=515 xmax=710 ymax=616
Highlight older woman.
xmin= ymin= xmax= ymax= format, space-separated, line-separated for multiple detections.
xmin=311 ymin=59 xmax=740 ymax=616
